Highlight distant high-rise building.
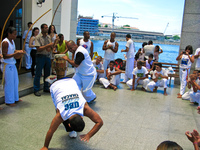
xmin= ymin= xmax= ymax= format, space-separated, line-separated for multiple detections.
xmin=76 ymin=16 xmax=99 ymax=36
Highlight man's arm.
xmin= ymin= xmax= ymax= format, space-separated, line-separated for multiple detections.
xmin=194 ymin=51 xmax=200 ymax=59
xmin=80 ymin=103 xmax=103 ymax=142
xmin=62 ymin=55 xmax=79 ymax=68
xmin=111 ymin=67 xmax=122 ymax=75
xmin=90 ymin=42 xmax=93 ymax=59
xmin=109 ymin=42 xmax=119 ymax=53
xmin=41 ymin=109 xmax=63 ymax=150
xmin=63 ymin=52 xmax=84 ymax=68
xmin=36 ymin=43 xmax=54 ymax=52
xmin=102 ymin=40 xmax=108 ymax=50
xmin=35 ymin=36 xmax=54 ymax=52
xmin=2 ymin=41 xmax=24 ymax=59
xmin=131 ymin=75 xmax=136 ymax=91
xmin=121 ymin=46 xmax=129 ymax=52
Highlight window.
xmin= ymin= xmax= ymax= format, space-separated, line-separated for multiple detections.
xmin=16 ymin=8 xmax=22 ymax=36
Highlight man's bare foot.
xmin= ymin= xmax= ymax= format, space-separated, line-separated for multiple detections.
xmin=141 ymin=87 xmax=146 ymax=92
xmin=113 ymin=86 xmax=117 ymax=91
xmin=16 ymin=99 xmax=23 ymax=103
xmin=164 ymin=92 xmax=168 ymax=96
xmin=106 ymin=86 xmax=110 ymax=89
xmin=177 ymin=95 xmax=182 ymax=98
xmin=177 ymin=93 xmax=180 ymax=95
xmin=6 ymin=103 xmax=16 ymax=107
xmin=153 ymin=88 xmax=157 ymax=92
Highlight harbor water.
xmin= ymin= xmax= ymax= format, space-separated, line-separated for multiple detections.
xmin=92 ymin=40 xmax=180 ymax=64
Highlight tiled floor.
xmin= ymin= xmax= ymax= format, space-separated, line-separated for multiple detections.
xmin=0 ymin=73 xmax=200 ymax=150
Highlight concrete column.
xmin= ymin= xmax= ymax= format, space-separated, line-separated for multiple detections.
xmin=60 ymin=0 xmax=78 ymax=42
xmin=180 ymin=0 xmax=200 ymax=71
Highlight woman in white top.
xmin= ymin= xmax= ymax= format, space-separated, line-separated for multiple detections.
xmin=176 ymin=45 xmax=194 ymax=98
xmin=154 ymin=45 xmax=163 ymax=62
xmin=48 ymin=25 xmax=58 ymax=74
xmin=29 ymin=27 xmax=39 ymax=77
xmin=1 ymin=27 xmax=24 ymax=106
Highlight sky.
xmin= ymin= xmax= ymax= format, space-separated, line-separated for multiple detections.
xmin=78 ymin=0 xmax=185 ymax=35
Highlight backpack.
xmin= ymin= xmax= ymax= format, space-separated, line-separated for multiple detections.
xmin=114 ymin=58 xmax=125 ymax=70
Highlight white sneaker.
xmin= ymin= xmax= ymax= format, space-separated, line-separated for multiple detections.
xmin=69 ymin=131 xmax=77 ymax=138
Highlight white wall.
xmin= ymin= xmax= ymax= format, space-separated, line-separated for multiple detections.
xmin=60 ymin=0 xmax=78 ymax=41
xmin=31 ymin=0 xmax=53 ymax=29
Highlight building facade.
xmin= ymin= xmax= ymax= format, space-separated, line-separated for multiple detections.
xmin=76 ymin=16 xmax=99 ymax=36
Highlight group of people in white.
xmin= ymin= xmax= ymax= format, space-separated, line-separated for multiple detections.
xmin=2 ymin=24 xmax=200 ymax=149
xmin=90 ymin=32 xmax=168 ymax=96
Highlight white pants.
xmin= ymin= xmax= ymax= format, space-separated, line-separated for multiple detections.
xmin=190 ymin=91 xmax=200 ymax=104
xmin=146 ymin=79 xmax=168 ymax=92
xmin=182 ymin=89 xmax=193 ymax=100
xmin=25 ymin=43 xmax=32 ymax=69
xmin=126 ymin=78 xmax=150 ymax=89
xmin=73 ymin=72 xmax=97 ymax=102
xmin=124 ymin=57 xmax=134 ymax=82
xmin=103 ymin=59 xmax=113 ymax=77
xmin=99 ymin=74 xmax=120 ymax=88
xmin=179 ymin=68 xmax=190 ymax=95
xmin=4 ymin=64 xmax=19 ymax=104
xmin=97 ymin=72 xmax=104 ymax=80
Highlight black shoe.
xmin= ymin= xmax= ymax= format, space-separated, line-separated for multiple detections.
xmin=34 ymin=91 xmax=41 ymax=96
xmin=43 ymin=89 xmax=50 ymax=93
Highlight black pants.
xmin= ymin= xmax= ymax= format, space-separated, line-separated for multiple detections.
xmin=30 ymin=49 xmax=37 ymax=76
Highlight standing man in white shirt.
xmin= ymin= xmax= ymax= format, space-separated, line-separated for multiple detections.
xmin=63 ymin=40 xmax=97 ymax=103
xmin=77 ymin=31 xmax=93 ymax=59
xmin=23 ymin=22 xmax=32 ymax=70
xmin=102 ymin=32 xmax=119 ymax=77
xmin=144 ymin=40 xmax=155 ymax=60
xmin=194 ymin=48 xmax=200 ymax=70
xmin=121 ymin=34 xmax=135 ymax=82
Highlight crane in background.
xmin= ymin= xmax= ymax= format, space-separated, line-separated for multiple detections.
xmin=163 ymin=22 xmax=169 ymax=35
xmin=101 ymin=13 xmax=138 ymax=32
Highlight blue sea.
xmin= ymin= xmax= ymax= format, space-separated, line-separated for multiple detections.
xmin=92 ymin=40 xmax=179 ymax=64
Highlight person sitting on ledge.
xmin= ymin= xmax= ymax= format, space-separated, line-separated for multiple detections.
xmin=99 ymin=61 xmax=122 ymax=91
xmin=126 ymin=61 xmax=150 ymax=91
xmin=92 ymin=56 xmax=104 ymax=81
xmin=146 ymin=63 xmax=168 ymax=95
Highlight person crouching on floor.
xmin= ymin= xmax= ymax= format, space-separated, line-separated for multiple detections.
xmin=99 ymin=61 xmax=122 ymax=91
xmin=146 ymin=63 xmax=168 ymax=95
xmin=126 ymin=61 xmax=150 ymax=91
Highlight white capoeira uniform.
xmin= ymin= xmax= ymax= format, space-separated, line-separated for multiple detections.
xmin=99 ymin=67 xmax=120 ymax=88
xmin=23 ymin=30 xmax=32 ymax=69
xmin=195 ymin=48 xmax=200 ymax=70
xmin=146 ymin=68 xmax=168 ymax=91
xmin=126 ymin=66 xmax=150 ymax=89
xmin=124 ymin=39 xmax=135 ymax=82
xmin=182 ymin=88 xmax=193 ymax=100
xmin=1 ymin=38 xmax=19 ymax=104
xmin=79 ymin=39 xmax=91 ymax=54
xmin=179 ymin=54 xmax=193 ymax=95
xmin=73 ymin=46 xmax=97 ymax=103
xmin=50 ymin=78 xmax=86 ymax=121
xmin=190 ymin=79 xmax=200 ymax=104
xmin=92 ymin=60 xmax=104 ymax=79
xmin=103 ymin=39 xmax=116 ymax=77
xmin=146 ymin=60 xmax=154 ymax=70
